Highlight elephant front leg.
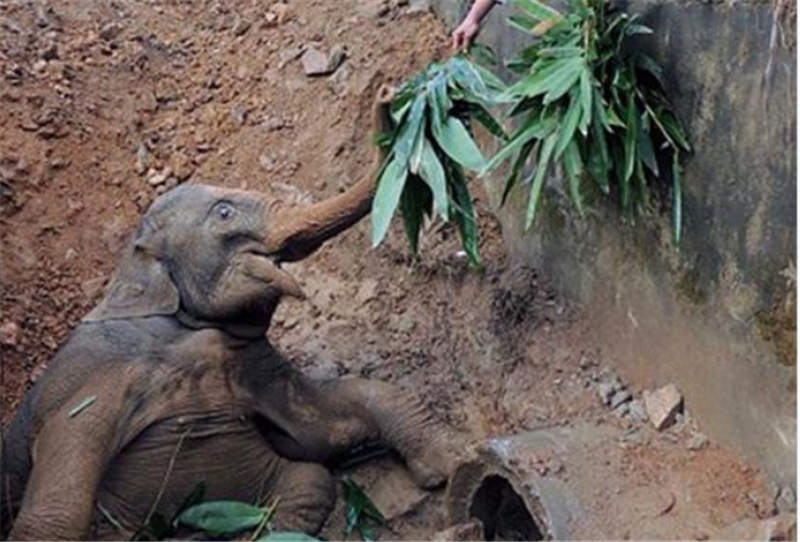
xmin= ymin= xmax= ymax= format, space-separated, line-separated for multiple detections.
xmin=270 ymin=460 xmax=335 ymax=535
xmin=319 ymin=378 xmax=454 ymax=489
xmin=244 ymin=370 xmax=454 ymax=489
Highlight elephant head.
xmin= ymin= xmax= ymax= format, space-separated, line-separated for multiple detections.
xmin=84 ymin=85 xmax=395 ymax=336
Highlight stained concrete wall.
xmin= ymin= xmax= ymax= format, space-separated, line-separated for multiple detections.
xmin=431 ymin=0 xmax=797 ymax=486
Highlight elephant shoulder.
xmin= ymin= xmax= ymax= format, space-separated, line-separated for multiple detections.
xmin=26 ymin=320 xmax=180 ymax=433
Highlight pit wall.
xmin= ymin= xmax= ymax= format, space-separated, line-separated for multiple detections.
xmin=430 ymin=0 xmax=797 ymax=487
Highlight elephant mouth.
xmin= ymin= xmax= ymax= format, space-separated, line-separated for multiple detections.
xmin=241 ymin=249 xmax=305 ymax=300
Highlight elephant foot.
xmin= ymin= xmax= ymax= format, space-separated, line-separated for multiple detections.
xmin=271 ymin=461 xmax=335 ymax=534
xmin=406 ymin=443 xmax=455 ymax=489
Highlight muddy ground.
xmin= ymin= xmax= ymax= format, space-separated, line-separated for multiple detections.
xmin=0 ymin=0 xmax=794 ymax=540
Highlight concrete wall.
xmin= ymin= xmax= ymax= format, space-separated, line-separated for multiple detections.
xmin=431 ymin=0 xmax=797 ymax=486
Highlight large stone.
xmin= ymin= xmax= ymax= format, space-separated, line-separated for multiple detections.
xmin=360 ymin=465 xmax=429 ymax=521
xmin=643 ymin=384 xmax=683 ymax=431
xmin=301 ymin=45 xmax=346 ymax=76
xmin=432 ymin=521 xmax=483 ymax=541
xmin=713 ymin=513 xmax=797 ymax=541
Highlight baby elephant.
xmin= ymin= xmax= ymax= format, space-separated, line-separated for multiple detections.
xmin=0 ymin=86 xmax=453 ymax=540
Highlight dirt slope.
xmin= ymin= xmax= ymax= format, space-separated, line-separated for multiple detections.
xmin=0 ymin=0 xmax=790 ymax=540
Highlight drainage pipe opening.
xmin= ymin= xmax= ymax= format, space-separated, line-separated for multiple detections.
xmin=468 ymin=475 xmax=544 ymax=541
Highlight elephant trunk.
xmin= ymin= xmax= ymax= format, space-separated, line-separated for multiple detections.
xmin=265 ymin=86 xmax=394 ymax=262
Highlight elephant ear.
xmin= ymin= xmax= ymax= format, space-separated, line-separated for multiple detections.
xmin=83 ymin=218 xmax=179 ymax=322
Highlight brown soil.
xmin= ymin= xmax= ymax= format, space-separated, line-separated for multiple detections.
xmin=0 ymin=0 xmax=788 ymax=540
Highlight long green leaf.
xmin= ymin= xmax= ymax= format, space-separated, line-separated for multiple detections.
xmin=175 ymin=501 xmax=265 ymax=536
xmin=429 ymin=74 xmax=451 ymax=127
xmin=636 ymin=116 xmax=659 ymax=176
xmin=400 ymin=175 xmax=432 ymax=253
xmin=450 ymin=168 xmax=480 ymax=266
xmin=554 ymin=93 xmax=582 ymax=158
xmin=501 ymin=140 xmax=536 ymax=205
xmin=409 ymin=122 xmax=426 ymax=174
xmin=371 ymin=157 xmax=409 ymax=247
xmin=481 ymin=112 xmax=557 ymax=174
xmin=419 ymin=140 xmax=449 ymax=219
xmin=258 ymin=533 xmax=321 ymax=542
xmin=578 ymin=69 xmax=593 ymax=135
xmin=394 ymin=95 xmax=427 ymax=166
xmin=623 ymin=95 xmax=637 ymax=182
xmin=432 ymin=116 xmax=485 ymax=171
xmin=542 ymin=58 xmax=584 ymax=104
xmin=511 ymin=0 xmax=561 ymax=22
xmin=563 ymin=138 xmax=584 ymax=214
xmin=502 ymin=58 xmax=574 ymax=100
xmin=660 ymin=110 xmax=691 ymax=152
xmin=525 ymin=132 xmax=557 ymax=229
xmin=467 ymin=103 xmax=507 ymax=140
xmin=509 ymin=13 xmax=539 ymax=32
xmin=672 ymin=154 xmax=682 ymax=246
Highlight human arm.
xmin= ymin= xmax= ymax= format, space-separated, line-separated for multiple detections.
xmin=452 ymin=0 xmax=501 ymax=51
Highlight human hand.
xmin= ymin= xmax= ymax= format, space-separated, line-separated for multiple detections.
xmin=452 ymin=17 xmax=480 ymax=52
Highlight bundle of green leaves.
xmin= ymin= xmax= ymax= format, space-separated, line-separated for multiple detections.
xmin=370 ymin=56 xmax=506 ymax=266
xmin=483 ymin=0 xmax=691 ymax=243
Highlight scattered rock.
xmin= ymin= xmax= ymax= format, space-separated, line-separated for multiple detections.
xmin=714 ymin=513 xmax=796 ymax=541
xmin=686 ymin=431 xmax=709 ymax=451
xmin=135 ymin=143 xmax=149 ymax=175
xmin=609 ymin=388 xmax=632 ymax=409
xmin=376 ymin=3 xmax=391 ymax=20
xmin=0 ymin=321 xmax=21 ymax=347
xmin=230 ymin=103 xmax=248 ymax=126
xmin=99 ymin=22 xmax=123 ymax=41
xmin=262 ymin=115 xmax=286 ymax=132
xmin=270 ymin=3 xmax=291 ymax=24
xmin=259 ymin=154 xmax=278 ymax=172
xmin=627 ymin=399 xmax=648 ymax=422
xmin=408 ymin=0 xmax=432 ymax=14
xmin=366 ymin=467 xmax=429 ymax=521
xmin=643 ymin=384 xmax=683 ymax=431
xmin=596 ymin=381 xmax=617 ymax=405
xmin=278 ymin=43 xmax=305 ymax=69
xmin=101 ymin=215 xmax=130 ymax=253
xmin=327 ymin=64 xmax=351 ymax=96
xmin=613 ymin=402 xmax=630 ymax=418
xmin=39 ymin=42 xmax=59 ymax=61
xmin=432 ymin=521 xmax=483 ymax=541
xmin=749 ymin=488 xmax=779 ymax=519
xmin=169 ymin=153 xmax=194 ymax=182
xmin=232 ymin=17 xmax=251 ymax=37
xmin=147 ymin=168 xmax=170 ymax=186
xmin=776 ymin=486 xmax=797 ymax=514
xmin=81 ymin=277 xmax=107 ymax=300
xmin=301 ymin=45 xmax=346 ymax=76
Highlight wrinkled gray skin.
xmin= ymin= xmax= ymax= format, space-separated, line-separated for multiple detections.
xmin=0 ymin=87 xmax=453 ymax=541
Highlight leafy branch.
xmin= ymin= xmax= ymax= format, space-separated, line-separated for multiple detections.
xmin=370 ymin=55 xmax=507 ymax=266
xmin=485 ymin=0 xmax=691 ymax=244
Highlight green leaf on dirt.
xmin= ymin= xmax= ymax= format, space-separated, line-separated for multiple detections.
xmin=68 ymin=395 xmax=97 ymax=418
xmin=342 ymin=478 xmax=385 ymax=542
xmin=257 ymin=533 xmax=321 ymax=542
xmin=175 ymin=501 xmax=266 ymax=537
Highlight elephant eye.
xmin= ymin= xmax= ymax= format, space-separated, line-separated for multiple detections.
xmin=213 ymin=202 xmax=236 ymax=222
